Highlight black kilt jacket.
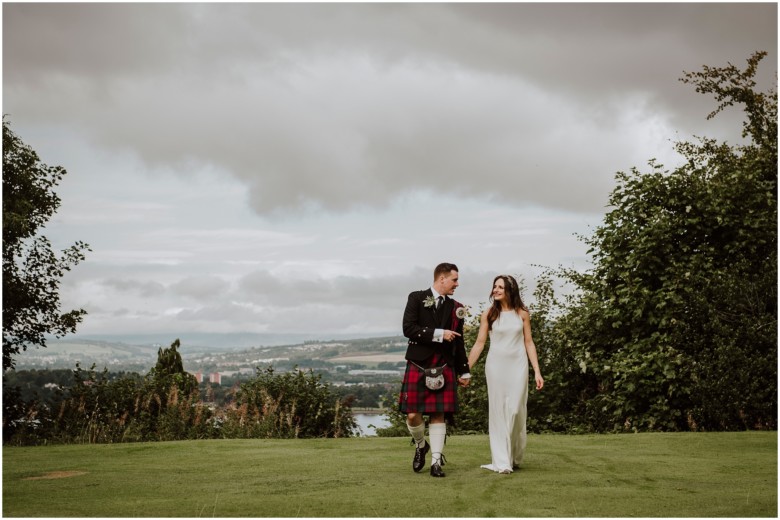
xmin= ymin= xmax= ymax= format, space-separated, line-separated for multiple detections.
xmin=402 ymin=289 xmax=470 ymax=377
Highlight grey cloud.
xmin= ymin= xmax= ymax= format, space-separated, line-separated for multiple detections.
xmin=233 ymin=266 xmax=509 ymax=312
xmin=110 ymin=308 xmax=158 ymax=319
xmin=191 ymin=265 xmax=537 ymax=333
xmin=173 ymin=302 xmax=263 ymax=324
xmin=8 ymin=3 xmax=773 ymax=119
xmin=4 ymin=3 xmax=775 ymax=216
xmin=101 ymin=278 xmax=166 ymax=298
xmin=169 ymin=276 xmax=230 ymax=300
xmin=3 ymin=3 xmax=192 ymax=81
xmin=236 ymin=269 xmax=416 ymax=308
xmin=237 ymin=270 xmax=284 ymax=296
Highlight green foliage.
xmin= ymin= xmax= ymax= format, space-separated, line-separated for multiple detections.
xmin=331 ymin=383 xmax=389 ymax=408
xmin=4 ymin=358 xmax=359 ymax=445
xmin=2 ymin=119 xmax=91 ymax=441
xmin=142 ymin=339 xmax=208 ymax=441
xmin=225 ymin=366 xmax=356 ymax=438
xmin=544 ymin=52 xmax=777 ymax=432
xmin=2 ymin=119 xmax=90 ymax=371
xmin=4 ymin=369 xmax=77 ymax=404
xmin=145 ymin=339 xmax=199 ymax=416
xmin=52 ymin=364 xmax=143 ymax=443
xmin=523 ymin=275 xmax=592 ymax=433
xmin=452 ymin=312 xmax=489 ymax=433
xmin=5 ymin=356 xmax=213 ymax=445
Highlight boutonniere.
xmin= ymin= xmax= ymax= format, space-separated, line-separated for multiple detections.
xmin=455 ymin=304 xmax=471 ymax=320
xmin=451 ymin=301 xmax=471 ymax=328
xmin=423 ymin=295 xmax=436 ymax=308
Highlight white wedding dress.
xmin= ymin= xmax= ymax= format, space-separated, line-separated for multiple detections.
xmin=481 ymin=310 xmax=528 ymax=474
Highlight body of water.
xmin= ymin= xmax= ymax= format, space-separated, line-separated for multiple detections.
xmin=354 ymin=413 xmax=391 ymax=436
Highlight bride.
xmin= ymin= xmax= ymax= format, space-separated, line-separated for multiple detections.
xmin=468 ymin=274 xmax=544 ymax=474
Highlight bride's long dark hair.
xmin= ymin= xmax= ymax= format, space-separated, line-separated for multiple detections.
xmin=487 ymin=274 xmax=527 ymax=331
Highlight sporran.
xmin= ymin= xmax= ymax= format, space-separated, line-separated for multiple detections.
xmin=413 ymin=362 xmax=447 ymax=391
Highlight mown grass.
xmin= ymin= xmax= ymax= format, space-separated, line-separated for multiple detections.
xmin=3 ymin=432 xmax=776 ymax=517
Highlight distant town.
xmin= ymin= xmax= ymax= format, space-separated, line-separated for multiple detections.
xmin=14 ymin=335 xmax=410 ymax=389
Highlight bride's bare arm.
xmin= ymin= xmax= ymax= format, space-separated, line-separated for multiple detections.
xmin=467 ymin=311 xmax=490 ymax=369
xmin=520 ymin=309 xmax=544 ymax=390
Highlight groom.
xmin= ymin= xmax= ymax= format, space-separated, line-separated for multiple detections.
xmin=400 ymin=262 xmax=471 ymax=477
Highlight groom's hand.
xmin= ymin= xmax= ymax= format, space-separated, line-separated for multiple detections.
xmin=443 ymin=330 xmax=461 ymax=342
xmin=458 ymin=377 xmax=470 ymax=388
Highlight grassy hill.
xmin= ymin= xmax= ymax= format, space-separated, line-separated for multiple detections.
xmin=4 ymin=432 xmax=776 ymax=517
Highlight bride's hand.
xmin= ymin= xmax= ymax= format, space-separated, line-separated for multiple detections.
xmin=535 ymin=373 xmax=544 ymax=390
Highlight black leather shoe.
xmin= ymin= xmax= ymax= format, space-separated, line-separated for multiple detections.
xmin=430 ymin=461 xmax=445 ymax=477
xmin=412 ymin=441 xmax=429 ymax=472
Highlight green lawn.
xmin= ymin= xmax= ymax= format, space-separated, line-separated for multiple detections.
xmin=3 ymin=432 xmax=776 ymax=517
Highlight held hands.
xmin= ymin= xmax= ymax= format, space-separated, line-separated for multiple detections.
xmin=457 ymin=377 xmax=471 ymax=388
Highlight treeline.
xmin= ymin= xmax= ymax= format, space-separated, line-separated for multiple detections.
xmin=8 ymin=367 xmax=394 ymax=408
xmin=4 ymin=340 xmax=357 ymax=445
xmin=381 ymin=52 xmax=777 ymax=436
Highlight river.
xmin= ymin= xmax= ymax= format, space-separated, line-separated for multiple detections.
xmin=353 ymin=413 xmax=391 ymax=436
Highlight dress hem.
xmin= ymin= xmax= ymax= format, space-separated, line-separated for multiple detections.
xmin=480 ymin=464 xmax=513 ymax=474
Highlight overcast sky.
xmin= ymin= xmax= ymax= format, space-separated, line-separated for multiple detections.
xmin=3 ymin=2 xmax=777 ymax=342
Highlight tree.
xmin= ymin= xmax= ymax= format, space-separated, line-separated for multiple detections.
xmin=147 ymin=338 xmax=199 ymax=402
xmin=551 ymin=51 xmax=776 ymax=431
xmin=3 ymin=119 xmax=90 ymax=370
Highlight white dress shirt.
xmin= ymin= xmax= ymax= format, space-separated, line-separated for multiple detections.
xmin=430 ymin=287 xmax=446 ymax=343
xmin=429 ymin=287 xmax=471 ymax=380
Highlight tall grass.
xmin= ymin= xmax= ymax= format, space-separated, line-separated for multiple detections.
xmin=4 ymin=432 xmax=776 ymax=517
xmin=6 ymin=365 xmax=356 ymax=445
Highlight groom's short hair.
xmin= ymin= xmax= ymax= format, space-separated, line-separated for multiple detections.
xmin=434 ymin=262 xmax=458 ymax=280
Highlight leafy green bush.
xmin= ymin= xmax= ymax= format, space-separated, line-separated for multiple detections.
xmin=4 ymin=345 xmax=359 ymax=444
xmin=539 ymin=52 xmax=777 ymax=432
xmin=224 ymin=366 xmax=357 ymax=438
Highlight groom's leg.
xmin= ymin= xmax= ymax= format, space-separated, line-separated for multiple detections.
xmin=406 ymin=413 xmax=425 ymax=445
xmin=407 ymin=413 xmax=429 ymax=472
xmin=429 ymin=413 xmax=446 ymax=476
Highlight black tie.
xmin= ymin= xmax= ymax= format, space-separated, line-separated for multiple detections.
xmin=436 ymin=296 xmax=444 ymax=308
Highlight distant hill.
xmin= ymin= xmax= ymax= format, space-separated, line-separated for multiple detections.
xmin=58 ymin=331 xmax=400 ymax=350
xmin=15 ymin=332 xmax=405 ymax=371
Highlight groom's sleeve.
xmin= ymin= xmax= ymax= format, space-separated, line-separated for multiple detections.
xmin=402 ymin=292 xmax=435 ymax=343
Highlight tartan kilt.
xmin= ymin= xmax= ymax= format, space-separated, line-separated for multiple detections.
xmin=399 ymin=353 xmax=458 ymax=414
